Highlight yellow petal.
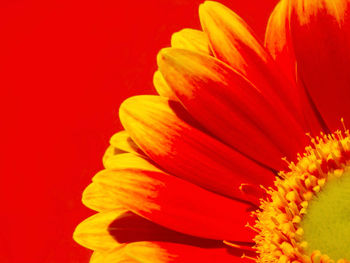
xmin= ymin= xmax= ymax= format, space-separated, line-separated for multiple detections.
xmin=126 ymin=242 xmax=172 ymax=263
xmin=171 ymin=28 xmax=211 ymax=54
xmin=153 ymin=71 xmax=177 ymax=100
xmin=102 ymin=145 xmax=123 ymax=168
xmin=199 ymin=1 xmax=268 ymax=74
xmin=73 ymin=210 xmax=125 ymax=251
xmin=89 ymin=246 xmax=137 ymax=263
xmin=110 ymin=130 xmax=141 ymax=155
xmin=93 ymin=169 xmax=161 ymax=214
xmin=89 ymin=251 xmax=103 ymax=263
xmin=103 ymin=131 xmax=144 ymax=168
xmin=82 ymin=182 xmax=124 ymax=212
xmin=102 ymin=152 xmax=157 ymax=171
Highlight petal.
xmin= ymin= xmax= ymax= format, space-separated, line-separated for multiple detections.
xmin=289 ymin=0 xmax=350 ymax=131
xmin=73 ymin=210 xmax=126 ymax=251
xmin=265 ymin=0 xmax=296 ymax=81
xmin=199 ymin=1 xmax=305 ymax=129
xmin=109 ymin=211 xmax=223 ymax=247
xmin=126 ymin=242 xmax=254 ymax=263
xmin=157 ymin=47 xmax=307 ymax=169
xmin=82 ymin=182 xmax=123 ymax=212
xmin=103 ymin=152 xmax=154 ymax=170
xmin=265 ymin=0 xmax=324 ymax=135
xmin=103 ymin=131 xmax=146 ymax=169
xmin=89 ymin=247 xmax=137 ymax=263
xmin=154 ymin=29 xmax=212 ymax=100
xmin=93 ymin=162 xmax=256 ymax=241
xmin=153 ymin=71 xmax=177 ymax=100
xmin=119 ymin=95 xmax=275 ymax=199
xmin=171 ymin=28 xmax=212 ymax=55
xmin=199 ymin=1 xmax=268 ymax=75
xmin=110 ymin=130 xmax=142 ymax=155
xmin=102 ymin=145 xmax=124 ymax=168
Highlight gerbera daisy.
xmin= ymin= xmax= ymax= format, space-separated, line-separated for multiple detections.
xmin=74 ymin=0 xmax=350 ymax=262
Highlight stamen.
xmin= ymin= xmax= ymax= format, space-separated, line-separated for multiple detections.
xmin=341 ymin=118 xmax=346 ymax=132
xmin=253 ymin=128 xmax=350 ymax=263
xmin=241 ymin=254 xmax=257 ymax=261
xmin=223 ymin=240 xmax=256 ymax=252
xmin=245 ymin=222 xmax=259 ymax=233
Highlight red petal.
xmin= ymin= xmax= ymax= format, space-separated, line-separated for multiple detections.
xmin=119 ymin=95 xmax=275 ymax=200
xmin=265 ymin=0 xmax=324 ymax=135
xmin=109 ymin=211 xmax=224 ymax=247
xmin=126 ymin=242 xmax=255 ymax=263
xmin=157 ymin=48 xmax=307 ymax=169
xmin=265 ymin=0 xmax=296 ymax=82
xmin=94 ymin=161 xmax=256 ymax=241
xmin=289 ymin=0 xmax=350 ymax=131
xmin=198 ymin=1 xmax=305 ymax=128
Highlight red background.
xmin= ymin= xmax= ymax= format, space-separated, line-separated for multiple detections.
xmin=0 ymin=0 xmax=278 ymax=262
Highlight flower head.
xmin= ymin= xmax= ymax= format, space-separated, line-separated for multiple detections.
xmin=74 ymin=0 xmax=350 ymax=262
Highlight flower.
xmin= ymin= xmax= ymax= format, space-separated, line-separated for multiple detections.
xmin=73 ymin=0 xmax=350 ymax=262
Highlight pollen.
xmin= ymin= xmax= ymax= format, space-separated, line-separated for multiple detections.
xmin=253 ymin=129 xmax=350 ymax=263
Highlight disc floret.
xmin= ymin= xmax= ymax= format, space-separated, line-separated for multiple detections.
xmin=254 ymin=129 xmax=350 ymax=263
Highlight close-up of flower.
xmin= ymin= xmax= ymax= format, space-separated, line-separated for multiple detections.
xmin=73 ymin=0 xmax=350 ymax=262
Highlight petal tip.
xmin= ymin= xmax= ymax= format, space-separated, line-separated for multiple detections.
xmin=156 ymin=48 xmax=173 ymax=68
xmin=118 ymin=96 xmax=140 ymax=128
xmin=72 ymin=220 xmax=90 ymax=249
xmin=199 ymin=1 xmax=223 ymax=13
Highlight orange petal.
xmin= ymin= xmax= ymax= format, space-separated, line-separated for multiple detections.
xmin=126 ymin=242 xmax=254 ymax=263
xmin=288 ymin=0 xmax=350 ymax=131
xmin=119 ymin=95 xmax=275 ymax=199
xmin=171 ymin=28 xmax=212 ymax=55
xmin=199 ymin=1 xmax=305 ymax=129
xmin=153 ymin=71 xmax=177 ymax=100
xmin=109 ymin=130 xmax=142 ymax=155
xmin=93 ymin=165 xmax=256 ymax=241
xmin=82 ymin=182 xmax=123 ymax=212
xmin=157 ymin=48 xmax=307 ymax=169
xmin=73 ymin=210 xmax=126 ymax=251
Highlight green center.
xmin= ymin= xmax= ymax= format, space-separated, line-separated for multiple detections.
xmin=300 ymin=170 xmax=350 ymax=260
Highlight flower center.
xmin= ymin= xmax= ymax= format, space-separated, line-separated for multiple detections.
xmin=301 ymin=168 xmax=350 ymax=261
xmin=253 ymin=129 xmax=350 ymax=263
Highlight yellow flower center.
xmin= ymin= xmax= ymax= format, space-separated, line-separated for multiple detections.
xmin=253 ymin=128 xmax=350 ymax=263
xmin=301 ymin=169 xmax=350 ymax=261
